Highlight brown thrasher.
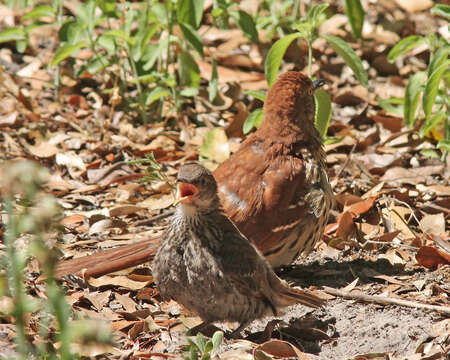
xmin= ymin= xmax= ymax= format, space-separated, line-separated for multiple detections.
xmin=153 ymin=163 xmax=324 ymax=337
xmin=55 ymin=71 xmax=333 ymax=278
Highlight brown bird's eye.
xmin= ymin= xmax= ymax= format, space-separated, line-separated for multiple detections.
xmin=308 ymin=87 xmax=313 ymax=95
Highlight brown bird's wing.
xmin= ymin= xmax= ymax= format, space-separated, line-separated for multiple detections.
xmin=214 ymin=135 xmax=309 ymax=256
xmin=214 ymin=215 xmax=323 ymax=310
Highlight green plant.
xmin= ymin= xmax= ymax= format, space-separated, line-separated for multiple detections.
xmin=244 ymin=3 xmax=368 ymax=138
xmin=1 ymin=0 xmax=260 ymax=124
xmin=0 ymin=160 xmax=113 ymax=359
xmin=184 ymin=331 xmax=223 ymax=360
xmin=128 ymin=151 xmax=174 ymax=188
xmin=384 ymin=4 xmax=450 ymax=160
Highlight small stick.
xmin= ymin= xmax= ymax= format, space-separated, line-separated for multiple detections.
xmin=323 ymin=286 xmax=450 ymax=315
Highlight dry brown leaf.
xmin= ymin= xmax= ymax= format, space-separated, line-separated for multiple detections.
xmin=115 ymin=293 xmax=137 ymax=313
xmin=109 ymin=205 xmax=144 ymax=217
xmin=61 ymin=214 xmax=86 ymax=226
xmin=381 ymin=165 xmax=444 ymax=185
xmin=83 ymin=290 xmax=111 ymax=311
xmin=416 ymin=246 xmax=450 ymax=270
xmin=419 ymin=213 xmax=445 ymax=236
xmin=137 ymin=193 xmax=174 ymax=211
xmin=395 ymin=0 xmax=433 ymax=13
xmin=336 ymin=211 xmax=355 ymax=240
xmin=254 ymin=339 xmax=312 ymax=359
xmin=87 ymin=275 xmax=150 ymax=290
xmin=345 ymin=197 xmax=376 ymax=216
xmin=382 ymin=205 xmax=415 ymax=238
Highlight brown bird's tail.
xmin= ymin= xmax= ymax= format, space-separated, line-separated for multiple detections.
xmin=269 ymin=272 xmax=325 ymax=309
xmin=55 ymin=236 xmax=160 ymax=279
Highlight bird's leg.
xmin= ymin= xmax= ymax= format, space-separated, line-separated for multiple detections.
xmin=187 ymin=321 xmax=211 ymax=336
xmin=228 ymin=321 xmax=250 ymax=339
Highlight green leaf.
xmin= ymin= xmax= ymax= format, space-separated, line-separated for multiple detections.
xmin=314 ymin=88 xmax=332 ymax=138
xmin=97 ymin=34 xmax=116 ymax=53
xmin=142 ymin=44 xmax=160 ymax=71
xmin=179 ymin=22 xmax=204 ymax=57
xmin=211 ymin=331 xmax=223 ymax=351
xmin=145 ymin=87 xmax=170 ymax=106
xmin=243 ymin=108 xmax=263 ymax=134
xmin=132 ymin=23 xmax=159 ymax=61
xmin=264 ymin=33 xmax=302 ymax=86
xmin=321 ymin=34 xmax=368 ymax=87
xmin=420 ymin=148 xmax=440 ymax=159
xmin=244 ymin=90 xmax=267 ymax=102
xmin=200 ymin=128 xmax=230 ymax=163
xmin=230 ymin=10 xmax=258 ymax=43
xmin=377 ymin=97 xmax=404 ymax=116
xmin=50 ymin=42 xmax=86 ymax=66
xmin=98 ymin=0 xmax=117 ymax=16
xmin=306 ymin=4 xmax=329 ymax=27
xmin=404 ymin=71 xmax=426 ymax=127
xmin=420 ymin=112 xmax=446 ymax=138
xmin=437 ymin=140 xmax=450 ymax=152
xmin=208 ymin=59 xmax=219 ymax=103
xmin=323 ymin=136 xmax=345 ymax=145
xmin=0 ymin=28 xmax=26 ymax=43
xmin=16 ymin=39 xmax=27 ymax=53
xmin=177 ymin=0 xmax=204 ymax=29
xmin=431 ymin=4 xmax=450 ymax=20
xmin=423 ymin=60 xmax=450 ymax=120
xmin=21 ymin=5 xmax=56 ymax=21
xmin=344 ymin=0 xmax=364 ymax=39
xmin=178 ymin=51 xmax=200 ymax=88
xmin=428 ymin=47 xmax=449 ymax=77
xmin=103 ymin=29 xmax=132 ymax=44
xmin=387 ymin=35 xmax=426 ymax=62
xmin=180 ymin=87 xmax=199 ymax=97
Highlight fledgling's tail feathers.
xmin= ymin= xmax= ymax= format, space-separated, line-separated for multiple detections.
xmin=269 ymin=272 xmax=325 ymax=309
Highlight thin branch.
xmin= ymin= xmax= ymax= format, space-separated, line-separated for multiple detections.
xmin=323 ymin=286 xmax=450 ymax=315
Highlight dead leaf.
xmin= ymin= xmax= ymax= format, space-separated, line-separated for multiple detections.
xmin=254 ymin=339 xmax=312 ymax=359
xmin=395 ymin=0 xmax=433 ymax=13
xmin=345 ymin=197 xmax=376 ymax=216
xmin=416 ymin=246 xmax=450 ymax=270
xmin=336 ymin=211 xmax=355 ymax=241
xmin=109 ymin=205 xmax=144 ymax=217
xmin=87 ymin=275 xmax=150 ymax=290
xmin=137 ymin=193 xmax=174 ymax=211
xmin=419 ymin=213 xmax=445 ymax=236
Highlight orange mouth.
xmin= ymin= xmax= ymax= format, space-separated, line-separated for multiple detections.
xmin=174 ymin=182 xmax=198 ymax=204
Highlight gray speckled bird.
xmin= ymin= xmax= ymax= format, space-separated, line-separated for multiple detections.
xmin=152 ymin=163 xmax=324 ymax=336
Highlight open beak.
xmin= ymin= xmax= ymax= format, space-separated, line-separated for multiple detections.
xmin=174 ymin=182 xmax=198 ymax=205
xmin=313 ymin=79 xmax=327 ymax=90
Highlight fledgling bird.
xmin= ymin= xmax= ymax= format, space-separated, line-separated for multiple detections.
xmin=215 ymin=71 xmax=334 ymax=267
xmin=152 ymin=163 xmax=324 ymax=336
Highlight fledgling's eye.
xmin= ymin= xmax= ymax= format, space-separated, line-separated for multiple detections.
xmin=307 ymin=87 xmax=313 ymax=95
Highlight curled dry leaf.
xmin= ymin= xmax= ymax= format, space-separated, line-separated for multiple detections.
xmin=416 ymin=246 xmax=450 ymax=270
xmin=254 ymin=339 xmax=312 ymax=360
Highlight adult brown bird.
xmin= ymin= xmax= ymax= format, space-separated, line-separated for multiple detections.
xmin=152 ymin=163 xmax=324 ymax=336
xmin=55 ymin=71 xmax=333 ymax=278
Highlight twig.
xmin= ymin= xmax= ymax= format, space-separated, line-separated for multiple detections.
xmin=323 ymin=286 xmax=450 ymax=315
xmin=335 ymin=143 xmax=357 ymax=179
xmin=134 ymin=209 xmax=174 ymax=227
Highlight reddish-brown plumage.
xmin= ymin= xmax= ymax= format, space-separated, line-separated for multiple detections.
xmin=214 ymin=71 xmax=333 ymax=267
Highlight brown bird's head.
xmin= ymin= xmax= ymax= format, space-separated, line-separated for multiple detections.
xmin=259 ymin=71 xmax=325 ymax=144
xmin=175 ymin=163 xmax=220 ymax=215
